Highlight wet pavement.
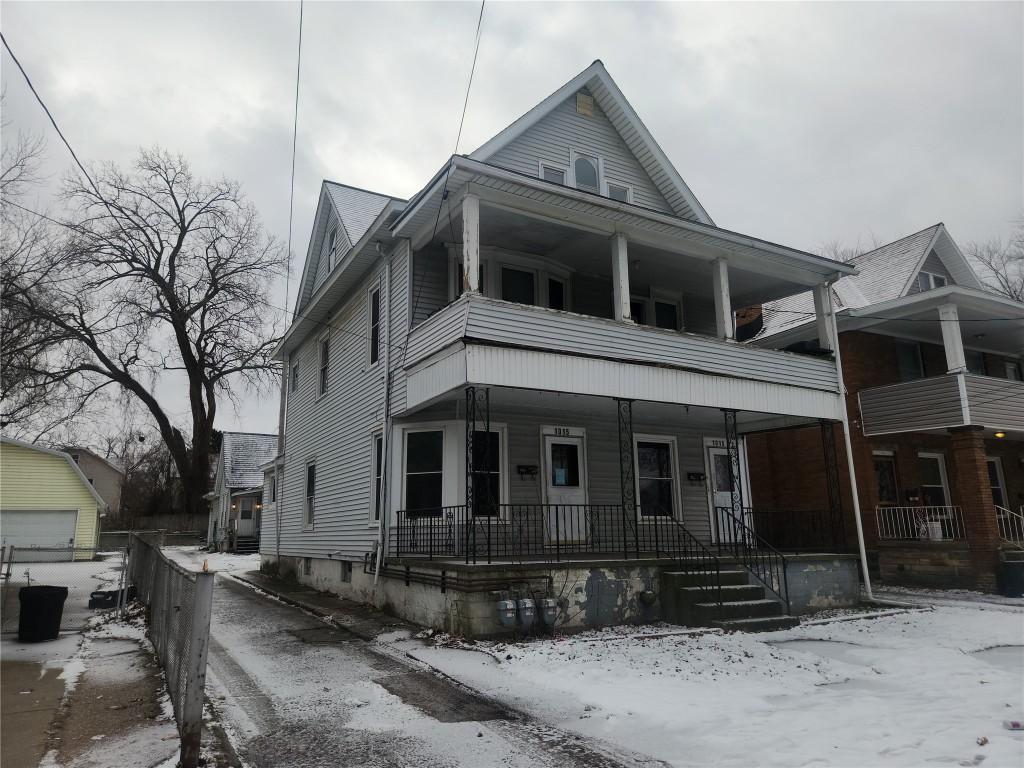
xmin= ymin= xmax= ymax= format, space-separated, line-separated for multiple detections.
xmin=207 ymin=575 xmax=649 ymax=768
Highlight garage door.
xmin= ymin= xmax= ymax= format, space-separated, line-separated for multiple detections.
xmin=1 ymin=510 xmax=78 ymax=552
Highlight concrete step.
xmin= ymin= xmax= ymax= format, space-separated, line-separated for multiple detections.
xmin=680 ymin=584 xmax=765 ymax=602
xmin=712 ymin=615 xmax=800 ymax=633
xmin=693 ymin=598 xmax=783 ymax=622
xmin=661 ymin=569 xmax=749 ymax=589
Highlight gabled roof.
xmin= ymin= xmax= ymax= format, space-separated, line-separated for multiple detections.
xmin=758 ymin=223 xmax=986 ymax=341
xmin=469 ymin=60 xmax=713 ymax=225
xmin=324 ymin=181 xmax=397 ymax=246
xmin=294 ymin=182 xmax=405 ymax=314
xmin=61 ymin=445 xmax=125 ymax=476
xmin=0 ymin=437 xmax=109 ymax=510
xmin=219 ymin=432 xmax=278 ymax=490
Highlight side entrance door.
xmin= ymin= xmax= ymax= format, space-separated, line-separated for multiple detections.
xmin=705 ymin=442 xmax=753 ymax=544
xmin=542 ymin=429 xmax=588 ymax=544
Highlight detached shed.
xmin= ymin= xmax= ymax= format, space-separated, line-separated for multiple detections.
xmin=0 ymin=438 xmax=107 ymax=558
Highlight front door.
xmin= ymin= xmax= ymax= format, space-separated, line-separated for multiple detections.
xmin=706 ymin=445 xmax=751 ymax=544
xmin=543 ymin=433 xmax=587 ymax=543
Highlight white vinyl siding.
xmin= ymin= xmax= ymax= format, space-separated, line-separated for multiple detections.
xmin=488 ymin=90 xmax=674 ymax=214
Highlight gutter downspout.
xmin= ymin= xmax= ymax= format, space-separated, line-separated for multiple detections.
xmin=275 ymin=360 xmax=287 ymax=562
xmin=374 ymin=242 xmax=392 ymax=587
xmin=827 ymin=305 xmax=874 ymax=601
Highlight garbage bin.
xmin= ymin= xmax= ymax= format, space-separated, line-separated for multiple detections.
xmin=18 ymin=585 xmax=69 ymax=642
xmin=997 ymin=550 xmax=1024 ymax=599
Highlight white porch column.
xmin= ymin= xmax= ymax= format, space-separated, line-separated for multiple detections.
xmin=712 ymin=258 xmax=734 ymax=340
xmin=611 ymin=233 xmax=632 ymax=322
xmin=461 ymin=193 xmax=480 ymax=293
xmin=938 ymin=303 xmax=966 ymax=372
xmin=812 ymin=283 xmax=835 ymax=351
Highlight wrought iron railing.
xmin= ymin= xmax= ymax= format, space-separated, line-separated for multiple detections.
xmin=713 ymin=506 xmax=790 ymax=612
xmin=997 ymin=506 xmax=1024 ymax=545
xmin=746 ymin=507 xmax=851 ymax=552
xmin=390 ymin=504 xmax=725 ymax=610
xmin=876 ymin=505 xmax=966 ymax=541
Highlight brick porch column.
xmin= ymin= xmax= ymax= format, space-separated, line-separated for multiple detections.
xmin=949 ymin=426 xmax=999 ymax=590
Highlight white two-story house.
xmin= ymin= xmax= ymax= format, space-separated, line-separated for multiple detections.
xmin=265 ymin=61 xmax=863 ymax=636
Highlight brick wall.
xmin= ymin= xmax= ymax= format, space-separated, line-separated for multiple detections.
xmin=747 ymin=330 xmax=1024 ymax=589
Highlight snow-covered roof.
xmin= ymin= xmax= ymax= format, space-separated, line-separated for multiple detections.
xmin=757 ymin=223 xmax=984 ymax=342
xmin=220 ymin=432 xmax=278 ymax=489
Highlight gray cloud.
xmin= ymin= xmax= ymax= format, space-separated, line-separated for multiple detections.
xmin=3 ymin=0 xmax=1021 ymax=434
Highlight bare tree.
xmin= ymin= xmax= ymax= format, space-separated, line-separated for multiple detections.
xmin=817 ymin=233 xmax=883 ymax=263
xmin=966 ymin=219 xmax=1024 ymax=302
xmin=7 ymin=149 xmax=286 ymax=517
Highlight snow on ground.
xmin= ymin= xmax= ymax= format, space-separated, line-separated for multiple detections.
xmin=161 ymin=545 xmax=261 ymax=574
xmin=399 ymin=605 xmax=1024 ymax=767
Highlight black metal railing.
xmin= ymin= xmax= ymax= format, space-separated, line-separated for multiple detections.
xmin=714 ymin=506 xmax=790 ymax=612
xmin=746 ymin=507 xmax=850 ymax=552
xmin=390 ymin=504 xmax=724 ymax=610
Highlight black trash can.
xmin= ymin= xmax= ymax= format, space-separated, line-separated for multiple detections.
xmin=997 ymin=551 xmax=1024 ymax=599
xmin=18 ymin=585 xmax=69 ymax=642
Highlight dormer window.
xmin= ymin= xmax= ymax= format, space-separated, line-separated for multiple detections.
xmin=570 ymin=151 xmax=601 ymax=194
xmin=917 ymin=271 xmax=947 ymax=292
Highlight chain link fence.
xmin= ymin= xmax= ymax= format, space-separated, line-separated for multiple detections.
xmin=0 ymin=545 xmax=126 ymax=633
xmin=126 ymin=532 xmax=214 ymax=768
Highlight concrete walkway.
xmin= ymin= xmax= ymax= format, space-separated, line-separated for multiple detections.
xmin=207 ymin=571 xmax=651 ymax=767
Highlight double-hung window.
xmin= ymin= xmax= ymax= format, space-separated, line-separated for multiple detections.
xmin=500 ymin=266 xmax=537 ymax=305
xmin=470 ymin=430 xmax=501 ymax=516
xmin=965 ymin=351 xmax=986 ymax=375
xmin=917 ymin=453 xmax=949 ymax=507
xmin=405 ymin=430 xmax=444 ymax=516
xmin=318 ymin=335 xmax=330 ymax=395
xmin=290 ymin=361 xmax=300 ymax=393
xmin=304 ymin=462 xmax=316 ymax=527
xmin=635 ymin=437 xmax=678 ymax=518
xmin=368 ymin=286 xmax=381 ymax=365
xmin=1005 ymin=361 xmax=1022 ymax=381
xmin=371 ymin=433 xmax=384 ymax=522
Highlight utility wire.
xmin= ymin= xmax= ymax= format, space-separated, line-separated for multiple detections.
xmin=284 ymin=0 xmax=304 ymax=325
xmin=405 ymin=0 xmax=486 ymax=345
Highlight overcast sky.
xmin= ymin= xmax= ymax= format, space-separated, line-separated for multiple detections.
xmin=3 ymin=1 xmax=1022 ymax=436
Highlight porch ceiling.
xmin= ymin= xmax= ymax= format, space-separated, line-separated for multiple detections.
xmin=402 ymin=385 xmax=822 ymax=433
xmin=394 ymin=157 xmax=854 ymax=307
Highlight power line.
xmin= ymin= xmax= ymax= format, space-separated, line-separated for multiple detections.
xmin=406 ymin=0 xmax=486 ymax=346
xmin=284 ymin=0 xmax=304 ymax=325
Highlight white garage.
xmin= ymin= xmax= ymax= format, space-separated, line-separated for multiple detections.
xmin=1 ymin=509 xmax=79 ymax=549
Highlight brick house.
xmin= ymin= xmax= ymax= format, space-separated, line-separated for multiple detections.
xmin=749 ymin=224 xmax=1024 ymax=590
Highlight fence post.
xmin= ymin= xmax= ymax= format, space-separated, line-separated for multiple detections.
xmin=179 ymin=571 xmax=214 ymax=768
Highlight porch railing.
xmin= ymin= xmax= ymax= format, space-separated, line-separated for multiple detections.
xmin=713 ymin=507 xmax=790 ymax=612
xmin=745 ymin=507 xmax=850 ymax=552
xmin=997 ymin=506 xmax=1024 ymax=545
xmin=876 ymin=505 xmax=966 ymax=542
xmin=389 ymin=504 xmax=724 ymax=607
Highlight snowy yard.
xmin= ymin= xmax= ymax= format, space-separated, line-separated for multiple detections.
xmin=161 ymin=545 xmax=261 ymax=574
xmin=399 ymin=604 xmax=1024 ymax=767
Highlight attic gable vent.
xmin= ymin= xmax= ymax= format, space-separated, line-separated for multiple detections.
xmin=576 ymin=91 xmax=594 ymax=116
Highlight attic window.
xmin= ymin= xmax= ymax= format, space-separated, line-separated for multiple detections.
xmin=607 ymin=182 xmax=631 ymax=203
xmin=328 ymin=227 xmax=338 ymax=269
xmin=917 ymin=272 xmax=947 ymax=292
xmin=540 ymin=163 xmax=566 ymax=186
xmin=576 ymin=92 xmax=594 ymax=116
xmin=572 ymin=152 xmax=600 ymax=193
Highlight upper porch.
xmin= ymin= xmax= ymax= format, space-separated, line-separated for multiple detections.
xmin=393 ymin=157 xmax=853 ymax=422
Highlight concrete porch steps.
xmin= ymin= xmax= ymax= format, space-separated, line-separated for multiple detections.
xmin=661 ymin=568 xmax=798 ymax=632
xmin=234 ymin=536 xmax=259 ymax=554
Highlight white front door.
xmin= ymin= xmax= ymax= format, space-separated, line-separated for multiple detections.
xmin=543 ymin=433 xmax=588 ymax=543
xmin=705 ymin=444 xmax=752 ymax=544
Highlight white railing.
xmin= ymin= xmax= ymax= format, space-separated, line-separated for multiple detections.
xmin=997 ymin=506 xmax=1024 ymax=545
xmin=876 ymin=505 xmax=966 ymax=542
